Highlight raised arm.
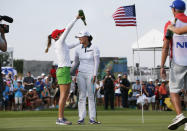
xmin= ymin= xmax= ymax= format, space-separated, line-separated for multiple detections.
xmin=58 ymin=18 xmax=78 ymax=44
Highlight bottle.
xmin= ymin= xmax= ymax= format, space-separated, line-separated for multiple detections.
xmin=165 ymin=29 xmax=173 ymax=40
xmin=165 ymin=18 xmax=177 ymax=40
xmin=78 ymin=10 xmax=87 ymax=26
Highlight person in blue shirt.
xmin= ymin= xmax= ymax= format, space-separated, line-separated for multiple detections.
xmin=35 ymin=76 xmax=44 ymax=97
xmin=13 ymin=75 xmax=18 ymax=87
xmin=145 ymin=79 xmax=156 ymax=110
xmin=3 ymin=81 xmax=9 ymax=110
xmin=14 ymin=80 xmax=24 ymax=110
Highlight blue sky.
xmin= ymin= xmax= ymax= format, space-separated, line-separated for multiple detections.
xmin=1 ymin=0 xmax=179 ymax=67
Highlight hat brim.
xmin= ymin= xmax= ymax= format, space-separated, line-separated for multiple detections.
xmin=75 ymin=35 xmax=87 ymax=38
xmin=170 ymin=5 xmax=174 ymax=8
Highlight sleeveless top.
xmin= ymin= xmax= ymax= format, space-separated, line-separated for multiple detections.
xmin=173 ymin=19 xmax=187 ymax=66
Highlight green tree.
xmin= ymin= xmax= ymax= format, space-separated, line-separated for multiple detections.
xmin=13 ymin=59 xmax=23 ymax=74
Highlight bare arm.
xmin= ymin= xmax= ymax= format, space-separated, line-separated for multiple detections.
xmin=160 ymin=39 xmax=170 ymax=79
xmin=0 ymin=27 xmax=7 ymax=52
xmin=168 ymin=24 xmax=187 ymax=35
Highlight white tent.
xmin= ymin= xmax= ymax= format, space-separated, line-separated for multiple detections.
xmin=132 ymin=29 xmax=163 ymax=67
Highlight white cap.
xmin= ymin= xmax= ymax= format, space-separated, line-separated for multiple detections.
xmin=149 ymin=78 xmax=153 ymax=82
xmin=29 ymin=89 xmax=33 ymax=92
xmin=118 ymin=74 xmax=122 ymax=77
xmin=75 ymin=31 xmax=91 ymax=38
xmin=41 ymin=73 xmax=45 ymax=76
xmin=161 ymin=79 xmax=166 ymax=82
xmin=17 ymin=80 xmax=22 ymax=83
xmin=33 ymin=87 xmax=36 ymax=90
xmin=37 ymin=76 xmax=41 ymax=79
xmin=44 ymin=76 xmax=48 ymax=80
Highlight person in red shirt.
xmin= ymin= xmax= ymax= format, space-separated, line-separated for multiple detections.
xmin=154 ymin=79 xmax=160 ymax=111
xmin=50 ymin=65 xmax=56 ymax=84
xmin=159 ymin=80 xmax=168 ymax=111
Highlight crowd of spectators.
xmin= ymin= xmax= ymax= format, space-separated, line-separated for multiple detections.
xmin=1 ymin=70 xmax=60 ymax=111
xmin=96 ymin=69 xmax=187 ymax=111
xmin=1 ymin=67 xmax=187 ymax=111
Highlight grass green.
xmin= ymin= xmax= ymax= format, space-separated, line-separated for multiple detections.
xmin=0 ymin=108 xmax=185 ymax=131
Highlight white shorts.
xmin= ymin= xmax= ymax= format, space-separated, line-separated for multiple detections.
xmin=147 ymin=95 xmax=155 ymax=103
xmin=15 ymin=97 xmax=23 ymax=104
xmin=169 ymin=60 xmax=187 ymax=93
xmin=137 ymin=94 xmax=148 ymax=105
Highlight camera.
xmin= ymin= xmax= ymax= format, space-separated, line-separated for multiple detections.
xmin=0 ymin=15 xmax=13 ymax=33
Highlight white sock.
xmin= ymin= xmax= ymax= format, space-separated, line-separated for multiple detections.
xmin=58 ymin=118 xmax=63 ymax=120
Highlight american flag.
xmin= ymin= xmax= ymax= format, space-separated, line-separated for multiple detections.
xmin=112 ymin=5 xmax=136 ymax=27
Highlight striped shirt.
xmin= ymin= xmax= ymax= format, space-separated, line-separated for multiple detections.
xmin=54 ymin=18 xmax=79 ymax=67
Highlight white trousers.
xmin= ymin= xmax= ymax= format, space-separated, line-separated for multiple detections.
xmin=77 ymin=72 xmax=96 ymax=120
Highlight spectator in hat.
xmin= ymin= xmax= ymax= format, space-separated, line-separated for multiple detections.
xmin=145 ymin=79 xmax=155 ymax=110
xmin=6 ymin=80 xmax=14 ymax=110
xmin=14 ymin=80 xmax=24 ymax=111
xmin=41 ymin=86 xmax=50 ymax=108
xmin=44 ymin=76 xmax=51 ymax=89
xmin=35 ymin=76 xmax=44 ymax=96
xmin=161 ymin=0 xmax=187 ymax=130
xmin=131 ymin=78 xmax=141 ymax=108
xmin=32 ymin=87 xmax=42 ymax=110
xmin=114 ymin=74 xmax=122 ymax=108
xmin=41 ymin=73 xmax=46 ymax=83
xmin=25 ymin=89 xmax=34 ymax=110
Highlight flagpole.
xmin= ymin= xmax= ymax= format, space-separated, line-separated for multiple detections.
xmin=134 ymin=5 xmax=144 ymax=124
xmin=112 ymin=3 xmax=144 ymax=123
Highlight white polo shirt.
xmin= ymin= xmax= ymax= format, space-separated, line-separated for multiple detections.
xmin=54 ymin=18 xmax=79 ymax=68
xmin=73 ymin=44 xmax=100 ymax=76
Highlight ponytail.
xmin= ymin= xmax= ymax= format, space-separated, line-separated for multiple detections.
xmin=45 ymin=35 xmax=52 ymax=53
